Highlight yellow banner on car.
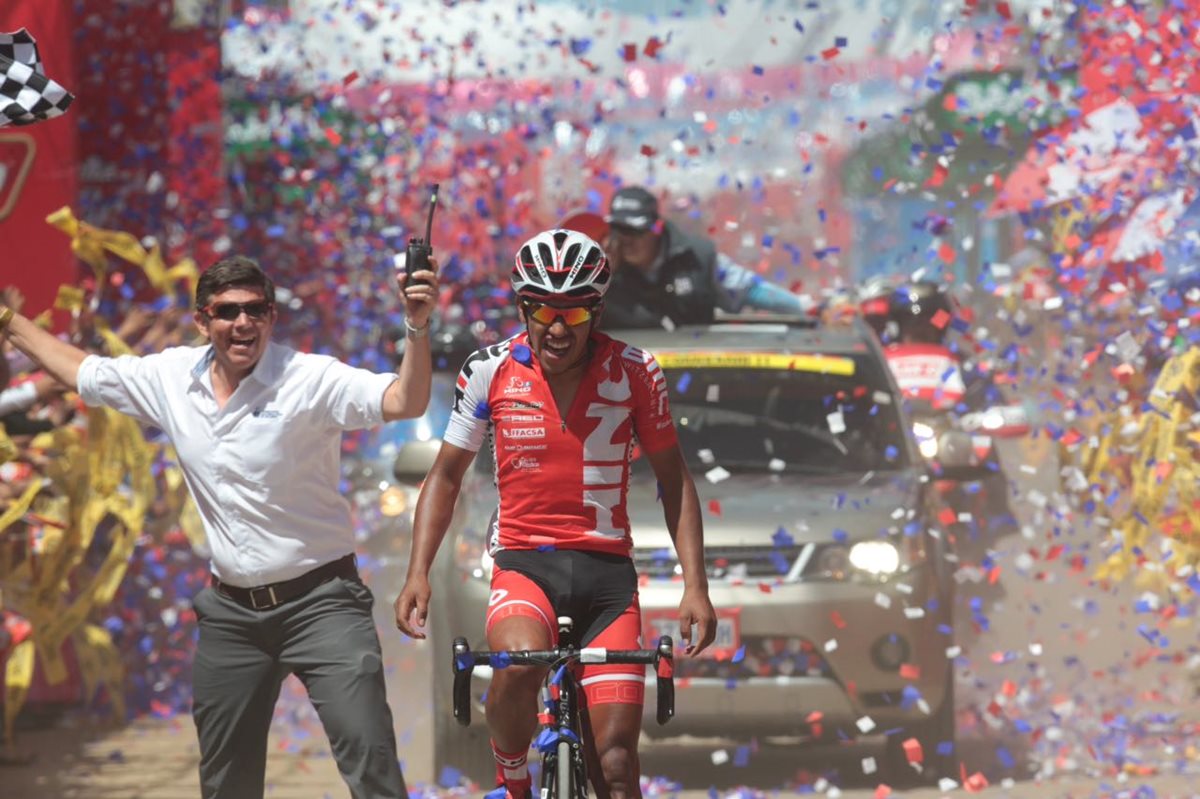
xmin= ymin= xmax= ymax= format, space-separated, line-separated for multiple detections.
xmin=654 ymin=351 xmax=856 ymax=375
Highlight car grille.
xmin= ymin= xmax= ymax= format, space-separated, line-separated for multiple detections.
xmin=676 ymin=636 xmax=834 ymax=680
xmin=634 ymin=545 xmax=804 ymax=581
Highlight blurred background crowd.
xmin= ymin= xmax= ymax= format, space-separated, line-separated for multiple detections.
xmin=8 ymin=0 xmax=1200 ymax=793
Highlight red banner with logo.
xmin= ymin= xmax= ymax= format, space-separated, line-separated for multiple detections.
xmin=0 ymin=0 xmax=77 ymax=318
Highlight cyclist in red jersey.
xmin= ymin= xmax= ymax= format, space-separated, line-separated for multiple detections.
xmin=394 ymin=229 xmax=716 ymax=799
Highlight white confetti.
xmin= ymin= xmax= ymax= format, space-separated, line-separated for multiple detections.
xmin=823 ymin=638 xmax=838 ymax=653
xmin=855 ymin=715 xmax=876 ymax=734
xmin=1115 ymin=330 xmax=1141 ymax=363
xmin=874 ymin=592 xmax=892 ymax=609
xmin=769 ymin=458 xmax=786 ymax=472
xmin=861 ymin=756 xmax=877 ymax=775
xmin=827 ymin=410 xmax=846 ymax=434
xmin=706 ymin=384 xmax=720 ymax=402
xmin=710 ymin=748 xmax=729 ymax=765
xmin=705 ymin=466 xmax=731 ymax=484
xmin=903 ymin=606 xmax=925 ymax=619
xmin=698 ymin=449 xmax=715 ymax=464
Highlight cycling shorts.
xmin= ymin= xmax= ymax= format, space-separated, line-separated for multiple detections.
xmin=487 ymin=548 xmax=644 ymax=706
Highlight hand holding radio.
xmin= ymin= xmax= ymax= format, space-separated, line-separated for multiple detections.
xmin=396 ymin=184 xmax=441 ymax=334
xmin=405 ymin=184 xmax=439 ymax=287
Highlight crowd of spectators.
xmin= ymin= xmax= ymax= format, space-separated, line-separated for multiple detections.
xmin=0 ymin=285 xmax=207 ymax=765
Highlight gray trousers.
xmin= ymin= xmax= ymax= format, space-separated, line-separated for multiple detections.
xmin=191 ymin=575 xmax=407 ymax=799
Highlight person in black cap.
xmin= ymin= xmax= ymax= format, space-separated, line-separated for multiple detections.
xmin=601 ymin=185 xmax=811 ymax=329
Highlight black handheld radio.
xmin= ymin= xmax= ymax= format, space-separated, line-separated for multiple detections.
xmin=405 ymin=184 xmax=439 ymax=286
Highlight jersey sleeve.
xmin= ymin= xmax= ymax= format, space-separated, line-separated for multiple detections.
xmin=623 ymin=345 xmax=678 ymax=454
xmin=442 ymin=346 xmax=503 ymax=452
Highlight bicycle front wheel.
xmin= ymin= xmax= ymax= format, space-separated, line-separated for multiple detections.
xmin=557 ymin=738 xmax=573 ymax=798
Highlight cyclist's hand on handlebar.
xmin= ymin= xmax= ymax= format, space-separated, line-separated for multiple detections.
xmin=393 ymin=576 xmax=432 ymax=639
xmin=678 ymin=587 xmax=717 ymax=657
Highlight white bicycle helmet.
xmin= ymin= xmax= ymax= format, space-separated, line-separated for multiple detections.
xmin=511 ymin=229 xmax=611 ymax=302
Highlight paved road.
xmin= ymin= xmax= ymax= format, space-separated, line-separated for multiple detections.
xmin=8 ymin=438 xmax=1200 ymax=798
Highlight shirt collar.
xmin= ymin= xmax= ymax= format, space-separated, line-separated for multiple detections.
xmin=189 ymin=340 xmax=285 ymax=389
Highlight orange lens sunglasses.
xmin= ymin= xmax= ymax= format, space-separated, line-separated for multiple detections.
xmin=522 ymin=301 xmax=595 ymax=326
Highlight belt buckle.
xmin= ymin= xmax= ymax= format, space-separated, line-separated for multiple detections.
xmin=249 ymin=585 xmax=279 ymax=610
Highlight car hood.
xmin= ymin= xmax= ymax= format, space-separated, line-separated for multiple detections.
xmin=628 ymin=469 xmax=924 ymax=549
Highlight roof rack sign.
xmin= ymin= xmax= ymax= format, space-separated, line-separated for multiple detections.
xmin=654 ymin=352 xmax=856 ymax=375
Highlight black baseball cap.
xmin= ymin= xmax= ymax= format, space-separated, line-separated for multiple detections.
xmin=606 ymin=186 xmax=659 ymax=232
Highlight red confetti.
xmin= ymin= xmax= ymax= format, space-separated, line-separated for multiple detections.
xmin=930 ymin=308 xmax=952 ymax=329
xmin=643 ymin=36 xmax=665 ymax=58
xmin=324 ymin=128 xmax=343 ymax=147
xmin=996 ymin=1 xmax=1012 ymax=19
xmin=830 ymin=610 xmax=847 ymax=629
xmin=639 ymin=144 xmax=658 ymax=157
xmin=342 ymin=70 xmax=359 ymax=86
xmin=707 ymin=499 xmax=722 ymax=516
xmin=622 ymin=43 xmax=637 ymax=61
xmin=964 ymin=772 xmax=989 ymax=792
xmin=820 ymin=47 xmax=840 ymax=60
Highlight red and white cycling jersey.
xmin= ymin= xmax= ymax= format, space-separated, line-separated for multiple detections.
xmin=443 ymin=331 xmax=678 ymax=557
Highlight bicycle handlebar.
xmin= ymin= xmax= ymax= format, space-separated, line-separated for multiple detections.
xmin=451 ymin=636 xmax=676 ymax=727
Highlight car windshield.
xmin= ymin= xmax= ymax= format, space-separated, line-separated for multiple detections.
xmin=651 ymin=354 xmax=910 ymax=474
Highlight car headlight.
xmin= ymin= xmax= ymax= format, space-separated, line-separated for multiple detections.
xmin=912 ymin=421 xmax=939 ymax=459
xmin=848 ymin=540 xmax=901 ymax=575
xmin=379 ymin=485 xmax=415 ymax=517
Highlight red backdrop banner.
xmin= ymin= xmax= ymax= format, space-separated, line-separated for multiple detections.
xmin=0 ymin=0 xmax=78 ymax=317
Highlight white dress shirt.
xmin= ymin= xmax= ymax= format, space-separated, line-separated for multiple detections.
xmin=77 ymin=341 xmax=397 ymax=587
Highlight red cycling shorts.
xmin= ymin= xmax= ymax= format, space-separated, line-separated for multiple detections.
xmin=486 ymin=549 xmax=645 ymax=706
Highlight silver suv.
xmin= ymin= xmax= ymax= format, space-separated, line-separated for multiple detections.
xmin=389 ymin=318 xmax=974 ymax=785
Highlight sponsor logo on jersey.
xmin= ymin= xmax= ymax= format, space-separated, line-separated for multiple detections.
xmin=511 ymin=399 xmax=545 ymax=410
xmin=504 ymin=413 xmax=544 ymax=423
xmin=503 ymin=443 xmax=548 ymax=452
xmin=504 ymin=376 xmax=533 ymax=395
xmin=512 ymin=456 xmax=541 ymax=470
xmin=502 ymin=427 xmax=545 ymax=439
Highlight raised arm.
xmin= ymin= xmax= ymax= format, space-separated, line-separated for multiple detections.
xmin=382 ymin=259 xmax=440 ymax=421
xmin=0 ymin=307 xmax=90 ymax=390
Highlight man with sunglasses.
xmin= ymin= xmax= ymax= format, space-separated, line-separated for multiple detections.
xmin=0 ymin=254 xmax=440 ymax=798
xmin=393 ymin=229 xmax=717 ymax=799
xmin=602 ymin=185 xmax=812 ymax=329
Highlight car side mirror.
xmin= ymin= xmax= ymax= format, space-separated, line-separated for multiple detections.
xmin=393 ymin=439 xmax=441 ymax=485
xmin=933 ymin=430 xmax=992 ymax=481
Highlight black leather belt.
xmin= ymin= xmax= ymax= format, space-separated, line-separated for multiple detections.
xmin=212 ymin=554 xmax=358 ymax=611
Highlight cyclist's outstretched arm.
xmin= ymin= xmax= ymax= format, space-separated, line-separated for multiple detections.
xmin=644 ymin=443 xmax=717 ymax=656
xmin=393 ymin=442 xmax=476 ymax=638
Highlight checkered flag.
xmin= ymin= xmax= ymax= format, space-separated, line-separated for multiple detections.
xmin=0 ymin=28 xmax=74 ymax=128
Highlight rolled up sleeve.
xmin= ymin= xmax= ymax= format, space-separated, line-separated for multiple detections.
xmin=316 ymin=359 xmax=399 ymax=430
xmin=77 ymin=353 xmax=165 ymax=426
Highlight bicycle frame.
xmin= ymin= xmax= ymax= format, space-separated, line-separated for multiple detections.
xmin=450 ymin=626 xmax=675 ymax=799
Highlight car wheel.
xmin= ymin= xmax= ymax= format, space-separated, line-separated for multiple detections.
xmin=883 ymin=665 xmax=955 ymax=785
xmin=430 ymin=604 xmax=496 ymax=788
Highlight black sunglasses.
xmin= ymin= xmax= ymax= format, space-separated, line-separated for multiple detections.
xmin=202 ymin=301 xmax=273 ymax=321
